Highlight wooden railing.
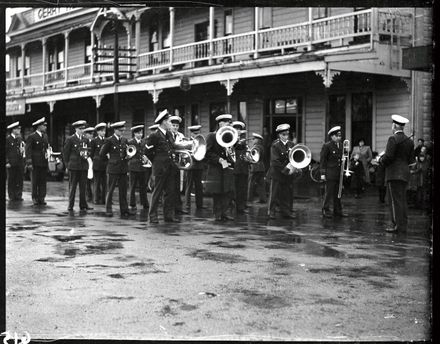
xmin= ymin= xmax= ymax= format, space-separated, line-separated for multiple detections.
xmin=6 ymin=8 xmax=412 ymax=94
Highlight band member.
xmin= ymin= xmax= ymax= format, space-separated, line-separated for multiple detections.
xmin=184 ymin=125 xmax=205 ymax=211
xmin=205 ymin=114 xmax=236 ymax=221
xmin=6 ymin=121 xmax=25 ymax=201
xmin=99 ymin=121 xmax=130 ymax=218
xmin=90 ymin=123 xmax=108 ymax=204
xmin=232 ymin=121 xmax=249 ymax=214
xmin=145 ymin=110 xmax=192 ymax=223
xmin=379 ymin=114 xmax=415 ymax=232
xmin=169 ymin=115 xmax=188 ymax=215
xmin=25 ymin=117 xmax=49 ymax=206
xmin=320 ymin=126 xmax=348 ymax=218
xmin=247 ymin=133 xmax=267 ymax=204
xmin=146 ymin=124 xmax=159 ymax=192
xmin=267 ymin=124 xmax=297 ymax=219
xmin=127 ymin=125 xmax=150 ymax=212
xmin=63 ymin=120 xmax=93 ymax=212
xmin=83 ymin=127 xmax=95 ymax=203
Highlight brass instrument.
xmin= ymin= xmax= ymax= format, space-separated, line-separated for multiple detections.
xmin=45 ymin=145 xmax=52 ymax=160
xmin=172 ymin=134 xmax=207 ymax=170
xmin=288 ymin=144 xmax=312 ymax=169
xmin=216 ymin=125 xmax=239 ymax=148
xmin=126 ymin=145 xmax=137 ymax=158
xmin=338 ymin=139 xmax=352 ymax=199
xmin=20 ymin=141 xmax=25 ymax=158
xmin=242 ymin=146 xmax=261 ymax=164
xmin=87 ymin=157 xmax=93 ymax=179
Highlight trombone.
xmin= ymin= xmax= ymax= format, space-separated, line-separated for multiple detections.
xmin=338 ymin=139 xmax=352 ymax=198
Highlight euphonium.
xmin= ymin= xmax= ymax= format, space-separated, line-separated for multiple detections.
xmin=216 ymin=125 xmax=239 ymax=148
xmin=172 ymin=134 xmax=207 ymax=170
xmin=126 ymin=145 xmax=137 ymax=158
xmin=173 ymin=149 xmax=193 ymax=170
xmin=288 ymin=144 xmax=312 ymax=169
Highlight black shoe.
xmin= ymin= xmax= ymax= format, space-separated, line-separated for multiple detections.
xmin=322 ymin=209 xmax=332 ymax=218
xmin=121 ymin=212 xmax=130 ymax=219
xmin=197 ymin=206 xmax=207 ymax=210
xmin=105 ymin=211 xmax=113 ymax=217
xmin=39 ymin=201 xmax=47 ymax=205
xmin=176 ymin=209 xmax=189 ymax=215
xmin=164 ymin=217 xmax=181 ymax=223
xmin=258 ymin=200 xmax=267 ymax=204
xmin=81 ymin=207 xmax=94 ymax=211
xmin=237 ymin=209 xmax=248 ymax=215
xmin=222 ymin=215 xmax=234 ymax=221
xmin=334 ymin=212 xmax=348 ymax=218
xmin=67 ymin=207 xmax=74 ymax=211
xmin=143 ymin=205 xmax=150 ymax=210
xmin=281 ymin=213 xmax=296 ymax=219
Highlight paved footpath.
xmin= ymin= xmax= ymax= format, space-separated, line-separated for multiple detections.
xmin=5 ymin=181 xmax=432 ymax=341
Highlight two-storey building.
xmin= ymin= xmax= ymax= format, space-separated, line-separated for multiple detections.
xmin=6 ymin=6 xmax=432 ymax=158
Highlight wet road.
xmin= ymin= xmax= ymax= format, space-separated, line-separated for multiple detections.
xmin=6 ymin=181 xmax=431 ymax=340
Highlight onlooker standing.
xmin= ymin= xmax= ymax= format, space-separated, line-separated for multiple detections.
xmin=6 ymin=121 xmax=25 ymax=201
xmin=414 ymin=138 xmax=425 ymax=159
xmin=411 ymin=153 xmax=431 ymax=210
xmin=349 ymin=153 xmax=364 ymax=198
xmin=351 ymin=138 xmax=372 ymax=184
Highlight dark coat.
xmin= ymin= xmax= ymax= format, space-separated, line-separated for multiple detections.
xmin=127 ymin=138 xmax=149 ymax=172
xmin=99 ymin=134 xmax=129 ymax=174
xmin=320 ymin=140 xmax=343 ymax=181
xmin=6 ymin=134 xmax=25 ymax=167
xmin=269 ymin=139 xmax=295 ymax=181
xmin=63 ymin=134 xmax=89 ymax=171
xmin=380 ymin=132 xmax=415 ymax=183
xmin=204 ymin=131 xmax=235 ymax=194
xmin=233 ymin=140 xmax=249 ymax=175
xmin=249 ymin=142 xmax=265 ymax=173
xmin=25 ymin=131 xmax=49 ymax=167
xmin=90 ymin=136 xmax=108 ymax=171
xmin=145 ymin=128 xmax=177 ymax=177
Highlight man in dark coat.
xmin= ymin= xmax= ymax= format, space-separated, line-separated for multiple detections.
xmin=6 ymin=121 xmax=25 ymax=201
xmin=379 ymin=114 xmax=415 ymax=232
xmin=232 ymin=121 xmax=249 ymax=214
xmin=145 ymin=124 xmax=159 ymax=192
xmin=184 ymin=125 xmax=205 ymax=211
xmin=90 ymin=123 xmax=108 ymax=204
xmin=320 ymin=126 xmax=348 ymax=218
xmin=145 ymin=110 xmax=192 ymax=224
xmin=267 ymin=124 xmax=297 ymax=219
xmin=127 ymin=125 xmax=150 ymax=212
xmin=99 ymin=121 xmax=130 ymax=218
xmin=204 ymin=114 xmax=236 ymax=221
xmin=63 ymin=120 xmax=93 ymax=212
xmin=83 ymin=127 xmax=95 ymax=203
xmin=247 ymin=133 xmax=267 ymax=204
xmin=25 ymin=117 xmax=49 ymax=206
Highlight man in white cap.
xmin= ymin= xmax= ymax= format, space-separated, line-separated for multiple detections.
xmin=63 ymin=120 xmax=93 ymax=212
xmin=379 ymin=114 xmax=415 ymax=232
xmin=145 ymin=124 xmax=159 ymax=192
xmin=99 ymin=121 xmax=130 ymax=218
xmin=145 ymin=110 xmax=192 ymax=223
xmin=83 ymin=126 xmax=95 ymax=202
xmin=25 ymin=117 xmax=50 ymax=206
xmin=90 ymin=123 xmax=108 ymax=204
xmin=267 ymin=124 xmax=297 ymax=219
xmin=184 ymin=125 xmax=205 ymax=211
xmin=247 ymin=133 xmax=267 ymax=204
xmin=127 ymin=125 xmax=149 ymax=213
xmin=204 ymin=113 xmax=236 ymax=221
xmin=232 ymin=121 xmax=249 ymax=214
xmin=320 ymin=125 xmax=347 ymax=218
xmin=6 ymin=121 xmax=25 ymax=201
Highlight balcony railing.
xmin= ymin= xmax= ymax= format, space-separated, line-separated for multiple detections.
xmin=6 ymin=8 xmax=412 ymax=95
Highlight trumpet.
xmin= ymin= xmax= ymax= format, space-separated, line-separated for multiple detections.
xmin=288 ymin=144 xmax=312 ymax=169
xmin=338 ymin=139 xmax=352 ymax=199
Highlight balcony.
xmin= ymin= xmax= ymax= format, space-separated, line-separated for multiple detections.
xmin=6 ymin=8 xmax=412 ymax=96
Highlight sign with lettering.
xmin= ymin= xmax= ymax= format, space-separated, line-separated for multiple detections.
xmin=6 ymin=99 xmax=26 ymax=116
xmin=34 ymin=8 xmax=77 ymax=23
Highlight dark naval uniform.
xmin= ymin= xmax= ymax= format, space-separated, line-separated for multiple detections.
xmin=380 ymin=130 xmax=415 ymax=231
xmin=6 ymin=133 xmax=25 ymax=201
xmin=204 ymin=131 xmax=235 ymax=220
xmin=320 ymin=140 xmax=343 ymax=215
xmin=25 ymin=131 xmax=49 ymax=204
xmin=90 ymin=135 xmax=108 ymax=204
xmin=247 ymin=142 xmax=266 ymax=203
xmin=127 ymin=137 xmax=149 ymax=210
xmin=145 ymin=128 xmax=178 ymax=222
xmin=184 ymin=151 xmax=205 ymax=210
xmin=268 ymin=139 xmax=295 ymax=217
xmin=233 ymin=140 xmax=249 ymax=213
xmin=99 ymin=134 xmax=129 ymax=216
xmin=63 ymin=133 xmax=89 ymax=210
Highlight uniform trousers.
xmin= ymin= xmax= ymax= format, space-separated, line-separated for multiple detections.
xmin=323 ymin=179 xmax=342 ymax=214
xmin=87 ymin=179 xmax=93 ymax=201
xmin=268 ymin=177 xmax=293 ymax=216
xmin=234 ymin=174 xmax=248 ymax=212
xmin=387 ymin=180 xmax=408 ymax=231
xmin=213 ymin=191 xmax=234 ymax=219
xmin=129 ymin=171 xmax=148 ymax=208
xmin=174 ymin=169 xmax=183 ymax=212
xmin=7 ymin=166 xmax=24 ymax=200
xmin=185 ymin=169 xmax=203 ymax=209
xmin=149 ymin=167 xmax=176 ymax=220
xmin=68 ymin=170 xmax=88 ymax=209
xmin=106 ymin=173 xmax=129 ymax=213
xmin=31 ymin=166 xmax=47 ymax=203
xmin=248 ymin=171 xmax=267 ymax=202
xmin=93 ymin=170 xmax=107 ymax=204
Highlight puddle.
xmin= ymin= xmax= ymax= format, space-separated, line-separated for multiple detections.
xmin=206 ymin=241 xmax=246 ymax=249
xmin=35 ymin=257 xmax=66 ymax=262
xmin=108 ymin=273 xmax=125 ymax=279
xmin=8 ymin=224 xmax=40 ymax=231
xmin=186 ymin=249 xmax=247 ymax=264
xmin=101 ymin=296 xmax=135 ymax=301
xmin=180 ymin=303 xmax=198 ymax=311
xmin=52 ymin=235 xmax=84 ymax=242
xmin=238 ymin=289 xmax=291 ymax=309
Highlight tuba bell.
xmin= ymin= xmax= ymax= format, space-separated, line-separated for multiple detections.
xmin=126 ymin=145 xmax=136 ymax=158
xmin=216 ymin=126 xmax=239 ymax=148
xmin=242 ymin=146 xmax=261 ymax=164
xmin=288 ymin=144 xmax=312 ymax=169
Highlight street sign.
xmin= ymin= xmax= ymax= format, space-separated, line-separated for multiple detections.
xmin=6 ymin=99 xmax=26 ymax=116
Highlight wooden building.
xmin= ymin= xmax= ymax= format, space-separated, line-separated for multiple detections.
xmin=6 ymin=7 xmax=432 ymax=157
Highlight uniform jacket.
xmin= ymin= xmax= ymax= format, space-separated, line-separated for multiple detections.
xmin=127 ymin=137 xmax=148 ymax=172
xmin=25 ymin=131 xmax=49 ymax=167
xmin=145 ymin=128 xmax=177 ymax=177
xmin=380 ymin=131 xmax=415 ymax=183
xmin=249 ymin=142 xmax=265 ymax=173
xmin=63 ymin=134 xmax=89 ymax=171
xmin=6 ymin=134 xmax=25 ymax=167
xmin=269 ymin=139 xmax=295 ymax=180
xmin=90 ymin=136 xmax=108 ymax=171
xmin=320 ymin=140 xmax=343 ymax=181
xmin=99 ymin=134 xmax=129 ymax=174
xmin=233 ymin=140 xmax=249 ymax=175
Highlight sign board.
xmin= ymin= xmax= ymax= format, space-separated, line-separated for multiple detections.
xmin=402 ymin=45 xmax=432 ymax=72
xmin=34 ymin=8 xmax=78 ymax=23
xmin=6 ymin=99 xmax=26 ymax=116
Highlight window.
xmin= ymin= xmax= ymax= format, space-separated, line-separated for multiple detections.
xmin=191 ymin=104 xmax=199 ymax=125
xmin=224 ymin=9 xmax=233 ymax=36
xmin=85 ymin=44 xmax=92 ymax=63
xmin=48 ymin=52 xmax=55 ymax=72
xmin=16 ymin=56 xmax=22 ymax=77
xmin=328 ymin=95 xmax=346 ymax=138
xmin=266 ymin=98 xmax=303 ymax=142
xmin=24 ymin=56 xmax=30 ymax=76
xmin=313 ymin=7 xmax=328 ymax=19
xmin=258 ymin=7 xmax=272 ymax=29
xmin=150 ymin=26 xmax=159 ymax=51
xmin=162 ymin=21 xmax=170 ymax=48
xmin=209 ymin=102 xmax=227 ymax=132
xmin=352 ymin=93 xmax=372 ymax=146
xmin=57 ymin=49 xmax=64 ymax=70
xmin=238 ymin=101 xmax=247 ymax=124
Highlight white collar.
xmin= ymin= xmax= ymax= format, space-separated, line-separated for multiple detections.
xmin=99 ymin=135 xmax=104 ymax=140
xmin=158 ymin=126 xmax=166 ymax=136
xmin=11 ymin=133 xmax=16 ymax=139
xmin=113 ymin=133 xmax=120 ymax=140
xmin=75 ymin=132 xmax=82 ymax=139
xmin=135 ymin=138 xmax=141 ymax=144
xmin=36 ymin=130 xmax=43 ymax=137
xmin=395 ymin=130 xmax=404 ymax=134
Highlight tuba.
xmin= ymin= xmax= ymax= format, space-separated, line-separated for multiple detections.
xmin=126 ymin=145 xmax=137 ymax=158
xmin=173 ymin=134 xmax=207 ymax=170
xmin=216 ymin=125 xmax=239 ymax=148
xmin=288 ymin=144 xmax=312 ymax=169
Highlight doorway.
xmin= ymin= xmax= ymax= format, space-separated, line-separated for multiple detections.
xmin=265 ymin=98 xmax=303 ymax=143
